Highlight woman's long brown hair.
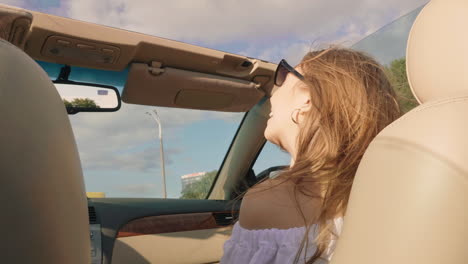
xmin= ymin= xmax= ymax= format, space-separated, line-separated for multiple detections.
xmin=282 ymin=47 xmax=401 ymax=263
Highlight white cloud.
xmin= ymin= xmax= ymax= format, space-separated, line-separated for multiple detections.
xmin=10 ymin=0 xmax=428 ymax=61
xmin=251 ymin=41 xmax=312 ymax=66
xmin=1 ymin=0 xmax=24 ymax=6
xmin=58 ymin=0 xmax=428 ymax=48
xmin=54 ymin=0 xmax=429 ymax=68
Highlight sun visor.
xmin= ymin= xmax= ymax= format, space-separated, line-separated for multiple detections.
xmin=122 ymin=63 xmax=265 ymax=112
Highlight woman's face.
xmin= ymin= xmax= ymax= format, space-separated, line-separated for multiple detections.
xmin=264 ymin=67 xmax=308 ymax=152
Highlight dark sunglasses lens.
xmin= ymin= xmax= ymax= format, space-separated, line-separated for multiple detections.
xmin=275 ymin=64 xmax=288 ymax=86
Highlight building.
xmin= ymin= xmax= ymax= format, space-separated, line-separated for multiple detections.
xmin=181 ymin=172 xmax=207 ymax=189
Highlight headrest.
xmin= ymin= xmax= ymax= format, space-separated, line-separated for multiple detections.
xmin=407 ymin=0 xmax=468 ymax=104
xmin=0 ymin=39 xmax=90 ymax=263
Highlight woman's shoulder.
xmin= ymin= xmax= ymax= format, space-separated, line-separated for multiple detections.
xmin=239 ymin=178 xmax=321 ymax=230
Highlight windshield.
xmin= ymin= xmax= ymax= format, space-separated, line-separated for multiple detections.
xmin=39 ymin=61 xmax=244 ymax=199
xmin=74 ymin=105 xmax=243 ymax=199
xmin=352 ymin=6 xmax=423 ymax=65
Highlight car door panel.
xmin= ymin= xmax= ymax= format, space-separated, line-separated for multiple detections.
xmin=89 ymin=198 xmax=239 ymax=264
xmin=113 ymin=228 xmax=231 ymax=264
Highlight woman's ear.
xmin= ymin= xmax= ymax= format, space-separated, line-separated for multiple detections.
xmin=300 ymin=98 xmax=312 ymax=114
xmin=296 ymin=87 xmax=312 ymax=114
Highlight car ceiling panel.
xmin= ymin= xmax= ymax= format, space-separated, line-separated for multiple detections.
xmin=13 ymin=9 xmax=276 ymax=96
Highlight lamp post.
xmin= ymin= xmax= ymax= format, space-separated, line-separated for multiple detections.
xmin=145 ymin=109 xmax=167 ymax=199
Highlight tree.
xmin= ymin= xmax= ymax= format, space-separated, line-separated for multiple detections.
xmin=63 ymin=98 xmax=100 ymax=108
xmin=63 ymin=99 xmax=73 ymax=108
xmin=385 ymin=58 xmax=419 ymax=113
xmin=180 ymin=170 xmax=218 ymax=199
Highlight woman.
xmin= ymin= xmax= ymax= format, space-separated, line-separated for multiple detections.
xmin=221 ymin=47 xmax=401 ymax=264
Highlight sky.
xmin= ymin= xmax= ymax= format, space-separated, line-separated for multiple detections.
xmin=2 ymin=0 xmax=428 ymax=198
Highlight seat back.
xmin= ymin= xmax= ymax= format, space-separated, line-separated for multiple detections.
xmin=330 ymin=1 xmax=468 ymax=263
xmin=0 ymin=39 xmax=90 ymax=263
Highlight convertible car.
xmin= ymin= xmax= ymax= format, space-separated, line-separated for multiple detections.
xmin=1 ymin=1 xmax=466 ymax=264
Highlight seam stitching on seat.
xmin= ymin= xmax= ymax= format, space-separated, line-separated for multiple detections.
xmin=385 ymin=97 xmax=468 ymax=131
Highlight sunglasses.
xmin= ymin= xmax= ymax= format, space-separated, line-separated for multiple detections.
xmin=274 ymin=59 xmax=305 ymax=86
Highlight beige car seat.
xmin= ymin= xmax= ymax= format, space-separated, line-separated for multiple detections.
xmin=330 ymin=0 xmax=468 ymax=263
xmin=0 ymin=39 xmax=90 ymax=263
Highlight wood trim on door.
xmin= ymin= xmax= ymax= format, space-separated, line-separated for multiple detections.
xmin=117 ymin=211 xmax=238 ymax=238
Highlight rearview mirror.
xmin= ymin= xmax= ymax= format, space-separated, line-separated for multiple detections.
xmin=54 ymin=81 xmax=121 ymax=115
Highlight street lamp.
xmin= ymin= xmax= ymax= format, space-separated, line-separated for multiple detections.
xmin=145 ymin=109 xmax=167 ymax=199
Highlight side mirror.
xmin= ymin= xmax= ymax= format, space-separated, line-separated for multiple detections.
xmin=54 ymin=80 xmax=121 ymax=115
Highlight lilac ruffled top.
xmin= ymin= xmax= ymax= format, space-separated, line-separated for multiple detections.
xmin=221 ymin=217 xmax=343 ymax=264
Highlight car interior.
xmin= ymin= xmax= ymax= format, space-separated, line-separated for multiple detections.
xmin=1 ymin=0 xmax=466 ymax=263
